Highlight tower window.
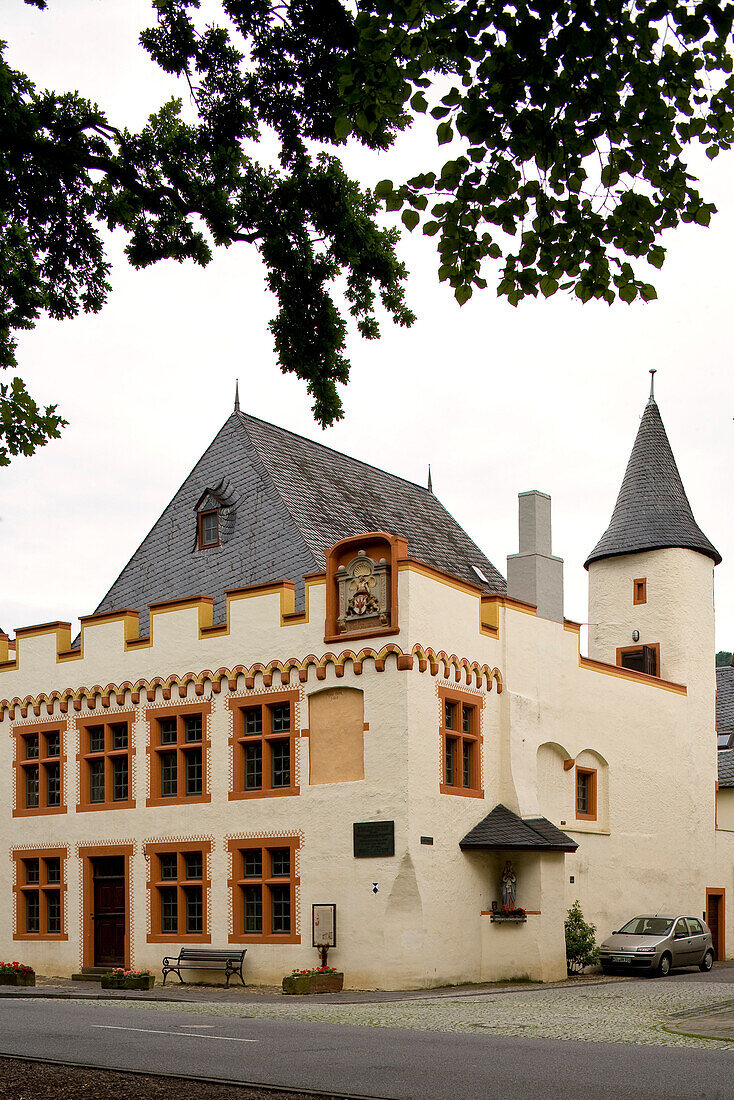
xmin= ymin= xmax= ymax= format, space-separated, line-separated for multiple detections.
xmin=633 ymin=578 xmax=647 ymax=605
xmin=198 ymin=510 xmax=219 ymax=549
xmin=617 ymin=643 xmax=659 ymax=677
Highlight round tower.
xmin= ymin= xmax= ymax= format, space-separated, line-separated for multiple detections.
xmin=585 ymin=378 xmax=720 ymax=690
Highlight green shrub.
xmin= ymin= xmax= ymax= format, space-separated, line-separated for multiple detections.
xmin=565 ymin=900 xmax=599 ymax=975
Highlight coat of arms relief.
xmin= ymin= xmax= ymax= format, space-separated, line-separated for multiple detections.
xmin=335 ymin=551 xmax=390 ymax=635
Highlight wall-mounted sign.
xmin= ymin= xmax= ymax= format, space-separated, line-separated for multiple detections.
xmin=353 ymin=820 xmax=395 ymax=858
xmin=312 ymin=904 xmax=336 ymax=947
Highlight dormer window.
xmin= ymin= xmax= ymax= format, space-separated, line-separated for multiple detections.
xmin=199 ymin=510 xmax=219 ymax=549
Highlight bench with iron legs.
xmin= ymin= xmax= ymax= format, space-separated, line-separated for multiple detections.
xmin=161 ymin=946 xmax=247 ymax=987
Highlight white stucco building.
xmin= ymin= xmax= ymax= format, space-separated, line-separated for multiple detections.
xmin=1 ymin=384 xmax=731 ymax=988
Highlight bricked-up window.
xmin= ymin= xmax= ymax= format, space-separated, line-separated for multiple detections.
xmin=198 ymin=510 xmax=219 ymax=549
xmin=438 ymin=686 xmax=484 ymax=798
xmin=77 ymin=715 xmax=135 ymax=811
xmin=576 ymin=767 xmax=597 ymax=821
xmin=633 ymin=578 xmax=647 ymax=605
xmin=146 ymin=704 xmax=211 ymax=808
xmin=13 ymin=725 xmax=66 ymax=817
xmin=12 ymin=849 xmax=67 ymax=940
xmin=228 ymin=837 xmax=300 ymax=944
xmin=145 ymin=841 xmax=211 ymax=943
xmin=228 ymin=692 xmax=299 ymax=800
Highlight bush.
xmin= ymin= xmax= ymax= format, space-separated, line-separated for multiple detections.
xmin=565 ymin=900 xmax=599 ymax=975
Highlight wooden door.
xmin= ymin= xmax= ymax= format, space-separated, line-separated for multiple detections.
xmin=93 ymin=858 xmax=125 ymax=967
xmin=706 ymin=890 xmax=725 ymax=961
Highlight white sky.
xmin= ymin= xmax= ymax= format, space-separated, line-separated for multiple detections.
xmin=2 ymin=1 xmax=732 ymax=654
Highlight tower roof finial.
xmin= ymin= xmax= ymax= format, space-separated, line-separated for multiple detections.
xmin=427 ymin=464 xmax=433 ymax=493
xmin=649 ymin=368 xmax=656 ymax=402
xmin=234 ymin=378 xmax=240 ymax=413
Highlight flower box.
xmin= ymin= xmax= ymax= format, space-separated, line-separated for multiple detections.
xmin=0 ymin=970 xmax=35 ymax=987
xmin=490 ymin=914 xmax=527 ymax=923
xmin=101 ymin=969 xmax=155 ymax=991
xmin=282 ymin=969 xmax=344 ymax=995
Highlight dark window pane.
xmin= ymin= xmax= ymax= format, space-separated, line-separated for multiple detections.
xmin=160 ymin=887 xmax=178 ymax=935
xmin=462 ymin=742 xmax=472 ymax=788
xmin=184 ymin=886 xmax=203 ymax=934
xmin=270 ymin=884 xmax=291 ymax=934
xmin=445 ymin=738 xmax=457 ymax=786
xmin=112 ymin=756 xmax=128 ymax=801
xmin=46 ymin=889 xmax=61 ymax=934
xmin=24 ymin=859 xmax=40 ymax=885
xmin=184 ymin=715 xmax=202 ymax=742
xmin=25 ymin=892 xmax=39 ymax=934
xmin=45 ymin=731 xmax=60 ymax=758
xmin=270 ymin=704 xmax=290 ymax=733
xmin=45 ymin=857 xmax=61 ymax=885
xmin=577 ymin=773 xmax=589 ymax=814
xmin=25 ymin=765 xmax=39 ymax=808
xmin=160 ymin=718 xmax=177 ymax=745
xmin=244 ymin=744 xmax=262 ymax=790
xmin=88 ymin=727 xmax=105 ymax=753
xmin=462 ymin=706 xmax=472 ymax=735
xmin=270 ymin=848 xmax=290 ymax=878
xmin=184 ymin=851 xmax=203 ymax=880
xmin=242 ymin=850 xmax=262 ymax=878
xmin=201 ymin=511 xmax=218 ymax=546
xmin=46 ymin=762 xmax=61 ymax=807
xmin=24 ymin=735 xmax=39 ymax=760
xmin=185 ymin=748 xmax=203 ymax=796
xmin=271 ymin=740 xmax=290 ymax=788
xmin=243 ymin=886 xmax=262 ymax=933
xmin=444 ymin=701 xmax=456 ymax=729
xmin=244 ymin=708 xmax=262 ymax=735
xmin=159 ymin=853 xmax=177 ymax=881
xmin=111 ymin=723 xmax=128 ymax=750
xmin=89 ymin=760 xmax=105 ymax=802
xmin=161 ymin=751 xmax=177 ymax=797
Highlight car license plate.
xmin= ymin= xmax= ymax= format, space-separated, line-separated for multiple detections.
xmin=613 ymin=955 xmax=630 ymax=963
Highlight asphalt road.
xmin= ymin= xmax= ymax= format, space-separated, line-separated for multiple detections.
xmin=0 ymin=985 xmax=732 ymax=1100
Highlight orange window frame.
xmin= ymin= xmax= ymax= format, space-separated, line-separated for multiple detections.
xmin=77 ymin=713 xmax=135 ymax=812
xmin=228 ymin=836 xmax=300 ymax=945
xmin=575 ymin=766 xmax=597 ymax=821
xmin=616 ymin=642 xmax=661 ymax=678
xmin=12 ymin=848 xmax=68 ymax=941
xmin=146 ymin=702 xmax=212 ymax=807
xmin=633 ymin=577 xmax=647 ymax=605
xmin=12 ymin=721 xmax=67 ymax=818
xmin=228 ymin=690 xmax=300 ymax=800
xmin=438 ymin=685 xmax=484 ymax=798
xmin=145 ymin=840 xmax=212 ymax=944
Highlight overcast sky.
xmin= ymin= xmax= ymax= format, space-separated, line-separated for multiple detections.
xmin=3 ymin=2 xmax=732 ymax=656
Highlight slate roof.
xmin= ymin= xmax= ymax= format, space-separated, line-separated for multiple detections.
xmin=95 ymin=409 xmax=505 ymax=633
xmin=459 ymin=803 xmax=578 ymax=852
xmin=585 ymin=397 xmax=720 ymax=568
xmin=717 ymin=665 xmax=734 ymax=735
xmin=719 ymin=748 xmax=734 ymax=788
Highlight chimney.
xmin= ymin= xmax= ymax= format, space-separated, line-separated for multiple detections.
xmin=506 ymin=491 xmax=564 ymax=622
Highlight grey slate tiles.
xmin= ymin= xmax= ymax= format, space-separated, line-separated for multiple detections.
xmin=719 ymin=748 xmax=734 ymax=788
xmin=585 ymin=397 xmax=720 ymax=568
xmin=717 ymin=665 xmax=734 ymax=735
xmin=94 ymin=409 xmax=505 ymax=635
xmin=459 ymin=803 xmax=578 ymax=852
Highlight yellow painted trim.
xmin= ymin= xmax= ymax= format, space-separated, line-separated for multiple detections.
xmin=578 ymin=655 xmax=687 ymax=695
xmin=398 ymin=559 xmax=484 ymax=598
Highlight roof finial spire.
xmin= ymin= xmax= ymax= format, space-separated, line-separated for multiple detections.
xmin=234 ymin=378 xmax=240 ymax=413
xmin=427 ymin=464 xmax=433 ymax=493
xmin=648 ymin=368 xmax=656 ymax=402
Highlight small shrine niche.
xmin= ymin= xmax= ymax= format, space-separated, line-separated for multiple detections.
xmin=336 ymin=551 xmax=390 ymax=636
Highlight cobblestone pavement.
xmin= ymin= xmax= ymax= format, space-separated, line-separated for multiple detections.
xmin=86 ymin=981 xmax=734 ymax=1050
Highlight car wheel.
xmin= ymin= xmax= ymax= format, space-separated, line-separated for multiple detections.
xmin=699 ymin=950 xmax=714 ymax=972
xmin=656 ymin=953 xmax=672 ymax=977
xmin=601 ymin=965 xmax=614 ymax=975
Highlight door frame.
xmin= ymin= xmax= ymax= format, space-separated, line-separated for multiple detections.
xmin=705 ymin=888 xmax=726 ymax=961
xmin=79 ymin=843 xmax=133 ymax=969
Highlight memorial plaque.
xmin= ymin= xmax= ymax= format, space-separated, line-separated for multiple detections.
xmin=353 ymin=820 xmax=395 ymax=858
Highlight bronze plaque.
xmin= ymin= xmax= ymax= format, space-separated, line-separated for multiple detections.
xmin=353 ymin=820 xmax=395 ymax=858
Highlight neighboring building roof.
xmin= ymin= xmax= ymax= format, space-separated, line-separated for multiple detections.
xmin=719 ymin=748 xmax=734 ymax=788
xmin=717 ymin=665 xmax=734 ymax=735
xmin=585 ymin=396 xmax=720 ymax=568
xmin=459 ymin=803 xmax=578 ymax=852
xmin=95 ymin=409 xmax=506 ymax=634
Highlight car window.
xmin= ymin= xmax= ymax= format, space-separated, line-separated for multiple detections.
xmin=674 ymin=918 xmax=688 ymax=937
xmin=687 ymin=918 xmax=703 ymax=935
xmin=618 ymin=917 xmax=673 ymax=936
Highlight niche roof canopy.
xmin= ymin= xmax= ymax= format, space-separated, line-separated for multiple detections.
xmin=585 ymin=391 xmax=720 ymax=569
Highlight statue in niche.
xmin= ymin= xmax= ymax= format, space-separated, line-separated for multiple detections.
xmin=500 ymin=860 xmax=517 ymax=910
xmin=335 ymin=550 xmax=390 ymax=635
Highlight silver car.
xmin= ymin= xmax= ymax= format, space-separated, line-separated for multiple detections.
xmin=599 ymin=914 xmax=714 ymax=977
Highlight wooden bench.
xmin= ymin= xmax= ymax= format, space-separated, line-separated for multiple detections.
xmin=161 ymin=947 xmax=247 ymax=987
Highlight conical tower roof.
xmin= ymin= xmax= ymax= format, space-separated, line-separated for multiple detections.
xmin=585 ymin=392 xmax=720 ymax=569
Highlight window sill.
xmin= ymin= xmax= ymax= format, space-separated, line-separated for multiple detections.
xmin=13 ymin=932 xmax=68 ymax=941
xmin=76 ymin=800 xmax=136 ymax=812
xmin=565 ymin=824 xmax=610 ymax=835
xmin=146 ymin=794 xmax=212 ymax=808
xmin=13 ymin=806 xmax=67 ymax=817
xmin=229 ymin=932 xmax=300 ymax=945
xmin=229 ymin=787 xmax=300 ymax=800
xmin=147 ymin=933 xmax=211 ymax=944
xmin=439 ymin=783 xmax=484 ymax=799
